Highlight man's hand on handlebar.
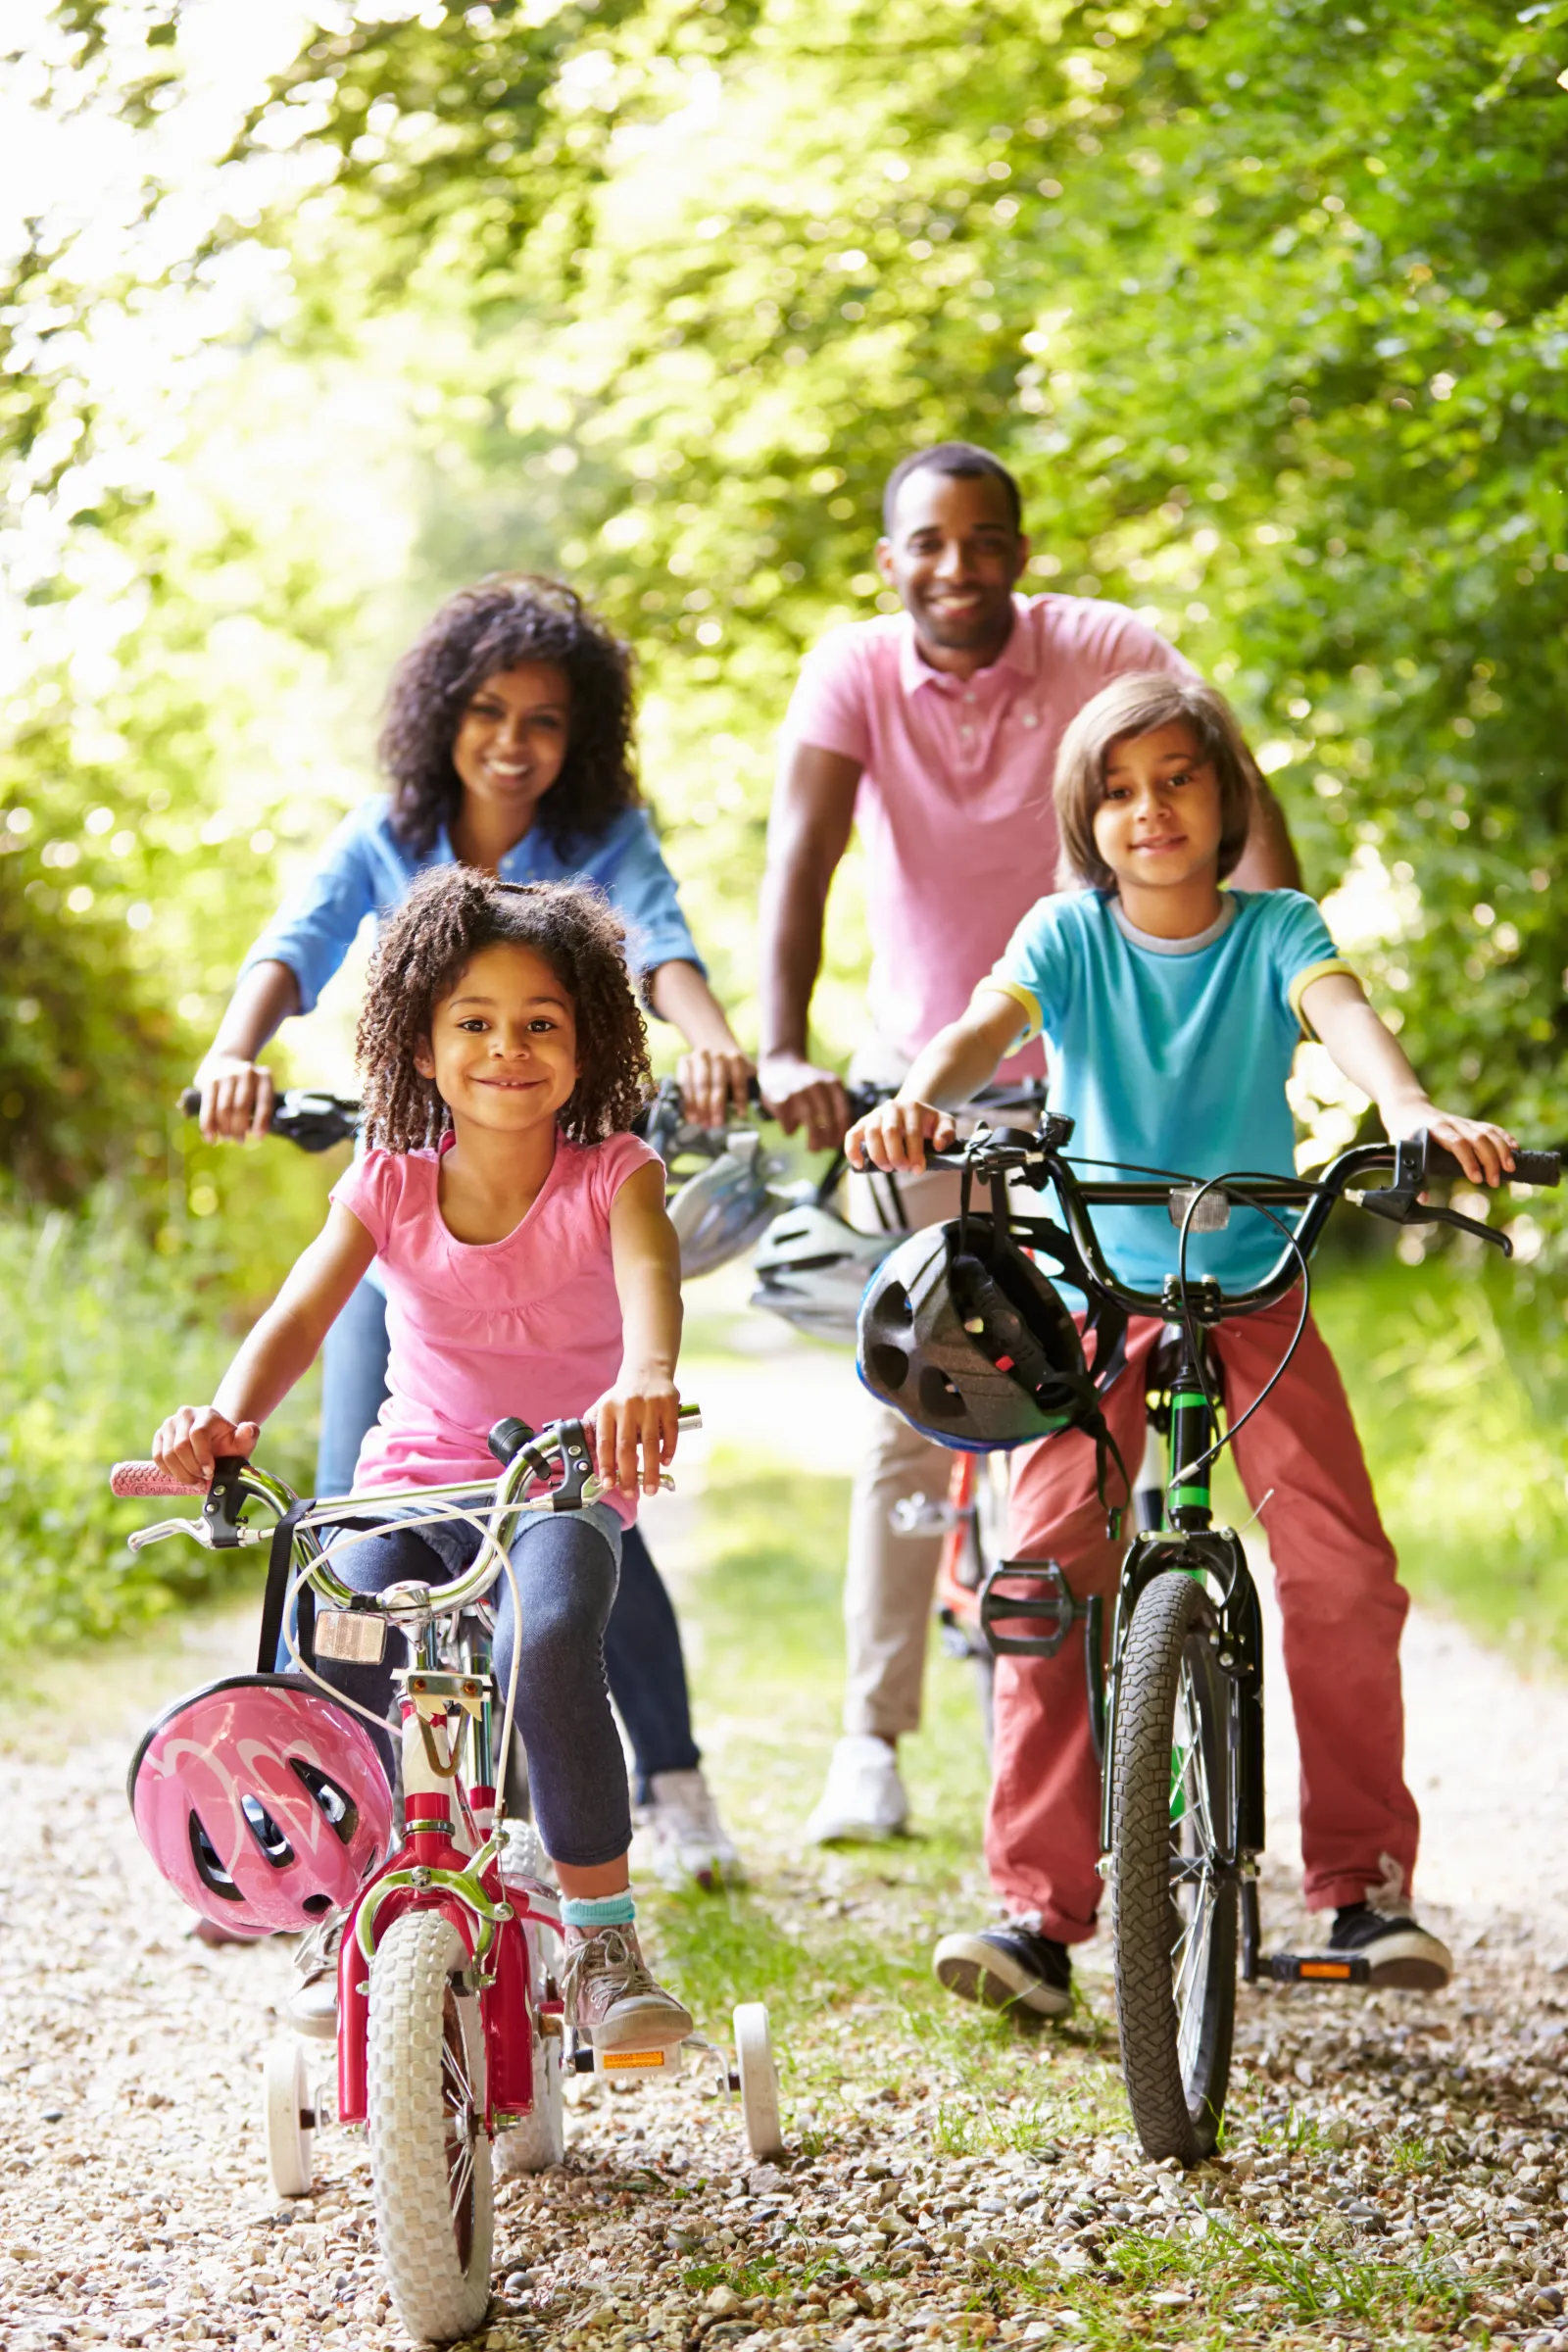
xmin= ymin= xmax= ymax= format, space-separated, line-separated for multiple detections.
xmin=152 ymin=1405 xmax=260 ymax=1488
xmin=675 ymin=1047 xmax=756 ymax=1134
xmin=845 ymin=1096 xmax=957 ymax=1175
xmin=1384 ymin=1102 xmax=1517 ymax=1189
xmin=194 ymin=1055 xmax=275 ymax=1145
xmin=589 ymin=1370 xmax=681 ymax=1498
xmin=758 ymin=1052 xmax=850 ymax=1152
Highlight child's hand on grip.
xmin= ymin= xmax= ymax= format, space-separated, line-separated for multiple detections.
xmin=1386 ymin=1104 xmax=1517 ymax=1189
xmin=845 ymin=1097 xmax=956 ymax=1174
xmin=591 ymin=1372 xmax=680 ymax=1497
xmin=152 ymin=1406 xmax=261 ymax=1488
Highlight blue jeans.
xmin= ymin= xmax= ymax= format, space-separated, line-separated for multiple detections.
xmin=318 ymin=1504 xmax=631 ymax=1869
xmin=316 ymin=1276 xmax=702 ymax=1798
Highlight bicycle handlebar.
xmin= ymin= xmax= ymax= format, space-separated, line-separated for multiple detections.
xmin=916 ymin=1121 xmax=1560 ymax=1323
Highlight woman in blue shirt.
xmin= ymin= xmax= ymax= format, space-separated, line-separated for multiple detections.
xmin=193 ymin=574 xmax=748 ymax=1887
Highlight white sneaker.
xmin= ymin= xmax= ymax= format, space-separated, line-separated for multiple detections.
xmin=640 ymin=1769 xmax=742 ymax=1891
xmin=805 ymin=1735 xmax=908 ymax=1844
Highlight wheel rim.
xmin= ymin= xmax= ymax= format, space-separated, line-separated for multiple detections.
xmin=441 ymin=1988 xmax=478 ymax=2265
xmin=1168 ymin=1651 xmax=1222 ymax=2090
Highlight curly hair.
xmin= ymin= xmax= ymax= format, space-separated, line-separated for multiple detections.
xmin=379 ymin=574 xmax=641 ymax=858
xmin=357 ymin=867 xmax=652 ymax=1152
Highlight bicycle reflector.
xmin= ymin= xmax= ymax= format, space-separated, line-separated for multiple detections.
xmin=127 ymin=1675 xmax=393 ymax=1936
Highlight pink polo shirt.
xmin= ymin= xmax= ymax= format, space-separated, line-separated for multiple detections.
xmin=331 ymin=1129 xmax=660 ymax=1522
xmin=785 ymin=594 xmax=1195 ymax=1071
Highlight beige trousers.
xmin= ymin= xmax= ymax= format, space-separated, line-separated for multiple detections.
xmin=840 ymin=1068 xmax=965 ymax=1739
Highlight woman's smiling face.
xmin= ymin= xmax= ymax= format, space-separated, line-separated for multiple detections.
xmin=450 ymin=662 xmax=571 ymax=829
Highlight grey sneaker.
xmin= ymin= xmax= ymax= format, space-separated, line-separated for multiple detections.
xmin=284 ymin=1910 xmax=345 ymax=2042
xmin=561 ymin=1924 xmax=693 ymax=2051
xmin=1325 ymin=1902 xmax=1453 ymax=1990
xmin=641 ymin=1768 xmax=742 ymax=1891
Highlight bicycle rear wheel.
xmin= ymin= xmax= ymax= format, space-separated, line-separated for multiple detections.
xmin=1110 ymin=1569 xmax=1237 ymax=2163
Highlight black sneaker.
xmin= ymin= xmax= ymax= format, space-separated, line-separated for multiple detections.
xmin=1325 ymin=1902 xmax=1452 ymax=1990
xmin=933 ymin=1924 xmax=1073 ymax=2018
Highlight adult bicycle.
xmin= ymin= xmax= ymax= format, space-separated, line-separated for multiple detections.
xmin=115 ymin=1409 xmax=783 ymax=2346
xmin=912 ymin=1115 xmax=1558 ymax=2163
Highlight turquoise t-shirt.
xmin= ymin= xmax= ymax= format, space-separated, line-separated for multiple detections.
xmin=986 ymin=888 xmax=1350 ymax=1296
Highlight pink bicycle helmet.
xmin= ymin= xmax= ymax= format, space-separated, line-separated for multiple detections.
xmin=127 ymin=1675 xmax=393 ymax=1936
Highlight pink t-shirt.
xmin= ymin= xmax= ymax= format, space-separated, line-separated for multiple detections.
xmin=785 ymin=594 xmax=1195 ymax=1071
xmin=330 ymin=1130 xmax=660 ymax=1521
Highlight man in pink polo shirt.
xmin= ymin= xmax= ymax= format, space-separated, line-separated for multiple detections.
xmin=757 ymin=441 xmax=1298 ymax=1843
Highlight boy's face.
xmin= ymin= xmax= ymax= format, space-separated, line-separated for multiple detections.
xmin=416 ymin=942 xmax=579 ymax=1134
xmin=1092 ymin=721 xmax=1224 ymax=894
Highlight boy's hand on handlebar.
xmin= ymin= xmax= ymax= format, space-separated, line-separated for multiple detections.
xmin=591 ymin=1372 xmax=681 ymax=1498
xmin=195 ymin=1055 xmax=274 ymax=1144
xmin=1389 ymin=1103 xmax=1518 ymax=1188
xmin=758 ymin=1052 xmax=848 ymax=1152
xmin=846 ymin=1098 xmax=956 ymax=1174
xmin=675 ymin=1047 xmax=755 ymax=1133
xmin=152 ymin=1406 xmax=260 ymax=1487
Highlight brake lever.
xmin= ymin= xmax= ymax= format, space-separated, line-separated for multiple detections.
xmin=1356 ymin=1191 xmax=1511 ymax=1254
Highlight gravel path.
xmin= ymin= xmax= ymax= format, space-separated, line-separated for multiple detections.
xmin=6 ymin=1340 xmax=1568 ymax=2352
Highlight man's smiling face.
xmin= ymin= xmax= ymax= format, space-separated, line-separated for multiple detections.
xmin=875 ymin=467 xmax=1030 ymax=665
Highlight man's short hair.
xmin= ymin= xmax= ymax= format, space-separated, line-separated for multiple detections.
xmin=881 ymin=442 xmax=1023 ymax=535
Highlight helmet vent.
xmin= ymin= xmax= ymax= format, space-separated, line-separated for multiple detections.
xmin=291 ymin=1757 xmax=361 ymax=1847
xmin=241 ymin=1794 xmax=296 ymax=1870
xmin=188 ymin=1813 xmax=245 ymax=1901
xmin=867 ymin=1343 xmax=909 ymax=1394
xmin=917 ymin=1366 xmax=967 ymax=1420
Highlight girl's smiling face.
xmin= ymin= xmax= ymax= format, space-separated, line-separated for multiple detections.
xmin=450 ymin=662 xmax=571 ymax=830
xmin=415 ymin=941 xmax=579 ymax=1135
xmin=1091 ymin=719 xmax=1225 ymax=896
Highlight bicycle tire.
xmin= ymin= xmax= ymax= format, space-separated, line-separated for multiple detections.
xmin=367 ymin=1910 xmax=494 ymax=2344
xmin=1110 ymin=1570 xmax=1237 ymax=2164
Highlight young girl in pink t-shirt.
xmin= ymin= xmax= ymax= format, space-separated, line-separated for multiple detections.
xmin=152 ymin=866 xmax=693 ymax=2052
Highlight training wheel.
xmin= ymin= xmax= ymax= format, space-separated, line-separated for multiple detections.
xmin=732 ymin=2001 xmax=784 ymax=2160
xmin=264 ymin=2034 xmax=316 ymax=2198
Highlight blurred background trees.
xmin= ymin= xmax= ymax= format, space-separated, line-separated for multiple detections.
xmin=4 ymin=0 xmax=1567 ymax=1641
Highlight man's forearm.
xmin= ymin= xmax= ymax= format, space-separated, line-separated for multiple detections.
xmin=758 ymin=859 xmax=829 ymax=1058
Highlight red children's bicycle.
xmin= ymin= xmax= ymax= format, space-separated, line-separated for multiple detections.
xmin=115 ymin=1407 xmax=782 ymax=2347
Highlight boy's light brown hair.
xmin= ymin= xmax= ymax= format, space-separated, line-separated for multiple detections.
xmin=1054 ymin=671 xmax=1256 ymax=892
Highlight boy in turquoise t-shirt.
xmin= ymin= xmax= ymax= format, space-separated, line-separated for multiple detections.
xmin=846 ymin=669 xmax=1516 ymax=2018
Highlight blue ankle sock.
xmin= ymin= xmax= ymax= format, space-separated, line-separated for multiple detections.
xmin=562 ymin=1891 xmax=636 ymax=1930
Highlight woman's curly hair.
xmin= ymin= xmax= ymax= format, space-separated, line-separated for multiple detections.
xmin=379 ymin=574 xmax=641 ymax=858
xmin=357 ymin=867 xmax=652 ymax=1152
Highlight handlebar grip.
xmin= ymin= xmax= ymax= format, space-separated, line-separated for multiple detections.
xmin=178 ymin=1088 xmax=202 ymax=1117
xmin=110 ymin=1460 xmax=206 ymax=1498
xmin=1425 ymin=1141 xmax=1561 ymax=1189
xmin=487 ymin=1416 xmax=537 ymax=1467
xmin=1511 ymin=1149 xmax=1561 ymax=1188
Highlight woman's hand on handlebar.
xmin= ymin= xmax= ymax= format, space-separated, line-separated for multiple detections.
xmin=1386 ymin=1102 xmax=1517 ymax=1188
xmin=846 ymin=1097 xmax=956 ymax=1175
xmin=152 ymin=1404 xmax=260 ymax=1488
xmin=194 ymin=1054 xmax=275 ymax=1145
xmin=590 ymin=1370 xmax=681 ymax=1498
xmin=675 ymin=1047 xmax=755 ymax=1133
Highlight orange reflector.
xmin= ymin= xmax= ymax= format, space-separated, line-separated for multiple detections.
xmin=1298 ymin=1960 xmax=1354 ymax=1980
xmin=600 ymin=2048 xmax=670 ymax=2071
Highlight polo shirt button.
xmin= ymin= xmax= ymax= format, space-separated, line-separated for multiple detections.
xmin=1020 ymin=711 xmax=1039 ymax=728
xmin=964 ymin=691 xmax=976 ymax=704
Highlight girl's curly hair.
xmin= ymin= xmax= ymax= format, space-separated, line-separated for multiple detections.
xmin=357 ymin=867 xmax=652 ymax=1152
xmin=379 ymin=574 xmax=641 ymax=858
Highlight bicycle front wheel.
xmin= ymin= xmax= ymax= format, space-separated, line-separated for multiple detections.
xmin=367 ymin=1909 xmax=494 ymax=2344
xmin=1110 ymin=1569 xmax=1237 ymax=2163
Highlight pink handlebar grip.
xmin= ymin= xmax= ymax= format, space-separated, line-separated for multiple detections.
xmin=110 ymin=1460 xmax=206 ymax=1498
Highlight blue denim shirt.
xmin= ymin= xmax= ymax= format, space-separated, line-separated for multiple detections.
xmin=239 ymin=796 xmax=706 ymax=1014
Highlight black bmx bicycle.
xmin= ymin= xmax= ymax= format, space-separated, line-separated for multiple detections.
xmin=917 ymin=1115 xmax=1559 ymax=2165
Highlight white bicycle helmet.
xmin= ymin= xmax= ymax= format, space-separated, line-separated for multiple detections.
xmin=668 ymin=1129 xmax=793 ymax=1280
xmin=750 ymin=1202 xmax=900 ymax=1346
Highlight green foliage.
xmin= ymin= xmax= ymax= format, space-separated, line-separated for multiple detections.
xmin=0 ymin=1193 xmax=318 ymax=1650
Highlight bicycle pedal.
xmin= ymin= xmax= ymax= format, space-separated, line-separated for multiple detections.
xmin=1264 ymin=1951 xmax=1371 ymax=1985
xmin=593 ymin=2042 xmax=682 ymax=2076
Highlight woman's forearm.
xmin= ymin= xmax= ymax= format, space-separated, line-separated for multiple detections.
xmin=648 ymin=958 xmax=743 ymax=1053
xmin=203 ymin=959 xmax=303 ymax=1068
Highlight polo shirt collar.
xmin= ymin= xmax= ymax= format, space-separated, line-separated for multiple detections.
xmin=896 ymin=594 xmax=1036 ymax=696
